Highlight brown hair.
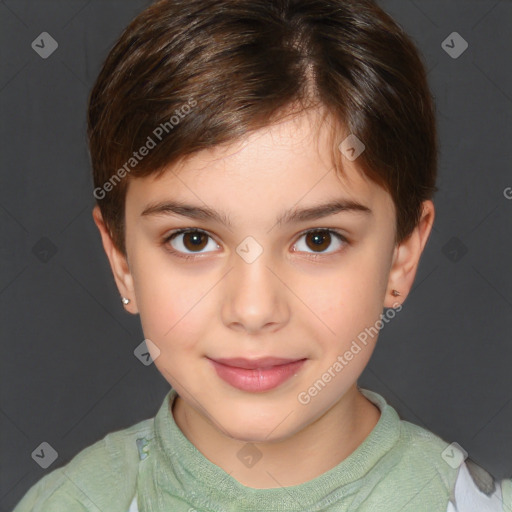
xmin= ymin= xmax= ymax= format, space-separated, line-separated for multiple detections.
xmin=88 ymin=0 xmax=437 ymax=257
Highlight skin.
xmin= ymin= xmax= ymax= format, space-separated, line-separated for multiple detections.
xmin=93 ymin=108 xmax=434 ymax=489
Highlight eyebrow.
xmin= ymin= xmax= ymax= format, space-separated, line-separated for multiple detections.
xmin=140 ymin=198 xmax=372 ymax=228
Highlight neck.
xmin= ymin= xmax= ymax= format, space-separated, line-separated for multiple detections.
xmin=172 ymin=385 xmax=381 ymax=489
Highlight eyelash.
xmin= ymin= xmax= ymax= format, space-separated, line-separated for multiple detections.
xmin=161 ymin=228 xmax=349 ymax=261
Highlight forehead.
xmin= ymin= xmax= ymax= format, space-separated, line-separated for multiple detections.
xmin=125 ymin=109 xmax=393 ymax=222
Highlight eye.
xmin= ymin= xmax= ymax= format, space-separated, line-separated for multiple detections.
xmin=164 ymin=229 xmax=219 ymax=259
xmin=163 ymin=227 xmax=348 ymax=260
xmin=293 ymin=229 xmax=347 ymax=255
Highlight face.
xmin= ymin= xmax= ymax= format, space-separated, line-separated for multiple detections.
xmin=119 ymin=110 xmax=399 ymax=442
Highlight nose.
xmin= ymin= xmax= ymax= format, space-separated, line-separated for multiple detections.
xmin=221 ymin=250 xmax=290 ymax=335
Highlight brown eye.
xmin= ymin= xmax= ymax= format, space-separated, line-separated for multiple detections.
xmin=294 ymin=229 xmax=347 ymax=255
xmin=166 ymin=229 xmax=219 ymax=256
xmin=182 ymin=231 xmax=208 ymax=251
xmin=305 ymin=230 xmax=332 ymax=252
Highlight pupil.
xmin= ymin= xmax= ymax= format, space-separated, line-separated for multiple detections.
xmin=184 ymin=231 xmax=207 ymax=251
xmin=191 ymin=233 xmax=202 ymax=245
xmin=312 ymin=233 xmax=323 ymax=245
xmin=308 ymin=231 xmax=330 ymax=251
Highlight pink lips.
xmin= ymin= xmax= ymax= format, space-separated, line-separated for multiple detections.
xmin=208 ymin=356 xmax=307 ymax=392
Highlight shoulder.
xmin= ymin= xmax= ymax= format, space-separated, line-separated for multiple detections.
xmin=396 ymin=419 xmax=511 ymax=511
xmin=12 ymin=417 xmax=154 ymax=512
xmin=447 ymin=459 xmax=512 ymax=512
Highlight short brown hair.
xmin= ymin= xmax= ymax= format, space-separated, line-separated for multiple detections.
xmin=88 ymin=0 xmax=437 ymax=256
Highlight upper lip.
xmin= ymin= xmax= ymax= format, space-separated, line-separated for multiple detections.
xmin=208 ymin=357 xmax=306 ymax=370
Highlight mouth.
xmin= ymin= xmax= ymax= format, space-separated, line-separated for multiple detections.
xmin=207 ymin=356 xmax=307 ymax=392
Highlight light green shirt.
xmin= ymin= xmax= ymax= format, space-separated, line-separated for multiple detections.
xmin=13 ymin=387 xmax=512 ymax=511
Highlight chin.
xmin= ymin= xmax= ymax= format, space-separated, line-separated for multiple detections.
xmin=217 ymin=416 xmax=270 ymax=441
xmin=215 ymin=410 xmax=299 ymax=444
xmin=224 ymin=426 xmax=288 ymax=444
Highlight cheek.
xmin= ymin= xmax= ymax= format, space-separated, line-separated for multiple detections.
xmin=133 ymin=259 xmax=209 ymax=347
xmin=298 ymin=255 xmax=388 ymax=345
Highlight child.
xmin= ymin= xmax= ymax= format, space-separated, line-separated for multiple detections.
xmin=13 ymin=0 xmax=511 ymax=511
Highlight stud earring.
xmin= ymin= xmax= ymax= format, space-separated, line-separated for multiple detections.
xmin=391 ymin=289 xmax=400 ymax=297
xmin=121 ymin=297 xmax=131 ymax=305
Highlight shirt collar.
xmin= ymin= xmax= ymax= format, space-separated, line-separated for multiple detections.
xmin=136 ymin=387 xmax=401 ymax=511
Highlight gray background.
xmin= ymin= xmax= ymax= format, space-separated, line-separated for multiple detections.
xmin=1 ymin=0 xmax=511 ymax=510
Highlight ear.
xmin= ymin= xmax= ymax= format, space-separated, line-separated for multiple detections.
xmin=92 ymin=205 xmax=139 ymax=314
xmin=384 ymin=200 xmax=435 ymax=308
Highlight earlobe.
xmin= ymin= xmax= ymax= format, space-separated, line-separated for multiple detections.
xmin=384 ymin=200 xmax=435 ymax=308
xmin=92 ymin=205 xmax=138 ymax=314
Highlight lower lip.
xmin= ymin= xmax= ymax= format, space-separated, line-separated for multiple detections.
xmin=208 ymin=359 xmax=307 ymax=392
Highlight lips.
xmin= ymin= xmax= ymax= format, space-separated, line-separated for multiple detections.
xmin=209 ymin=356 xmax=303 ymax=370
xmin=207 ymin=356 xmax=307 ymax=392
